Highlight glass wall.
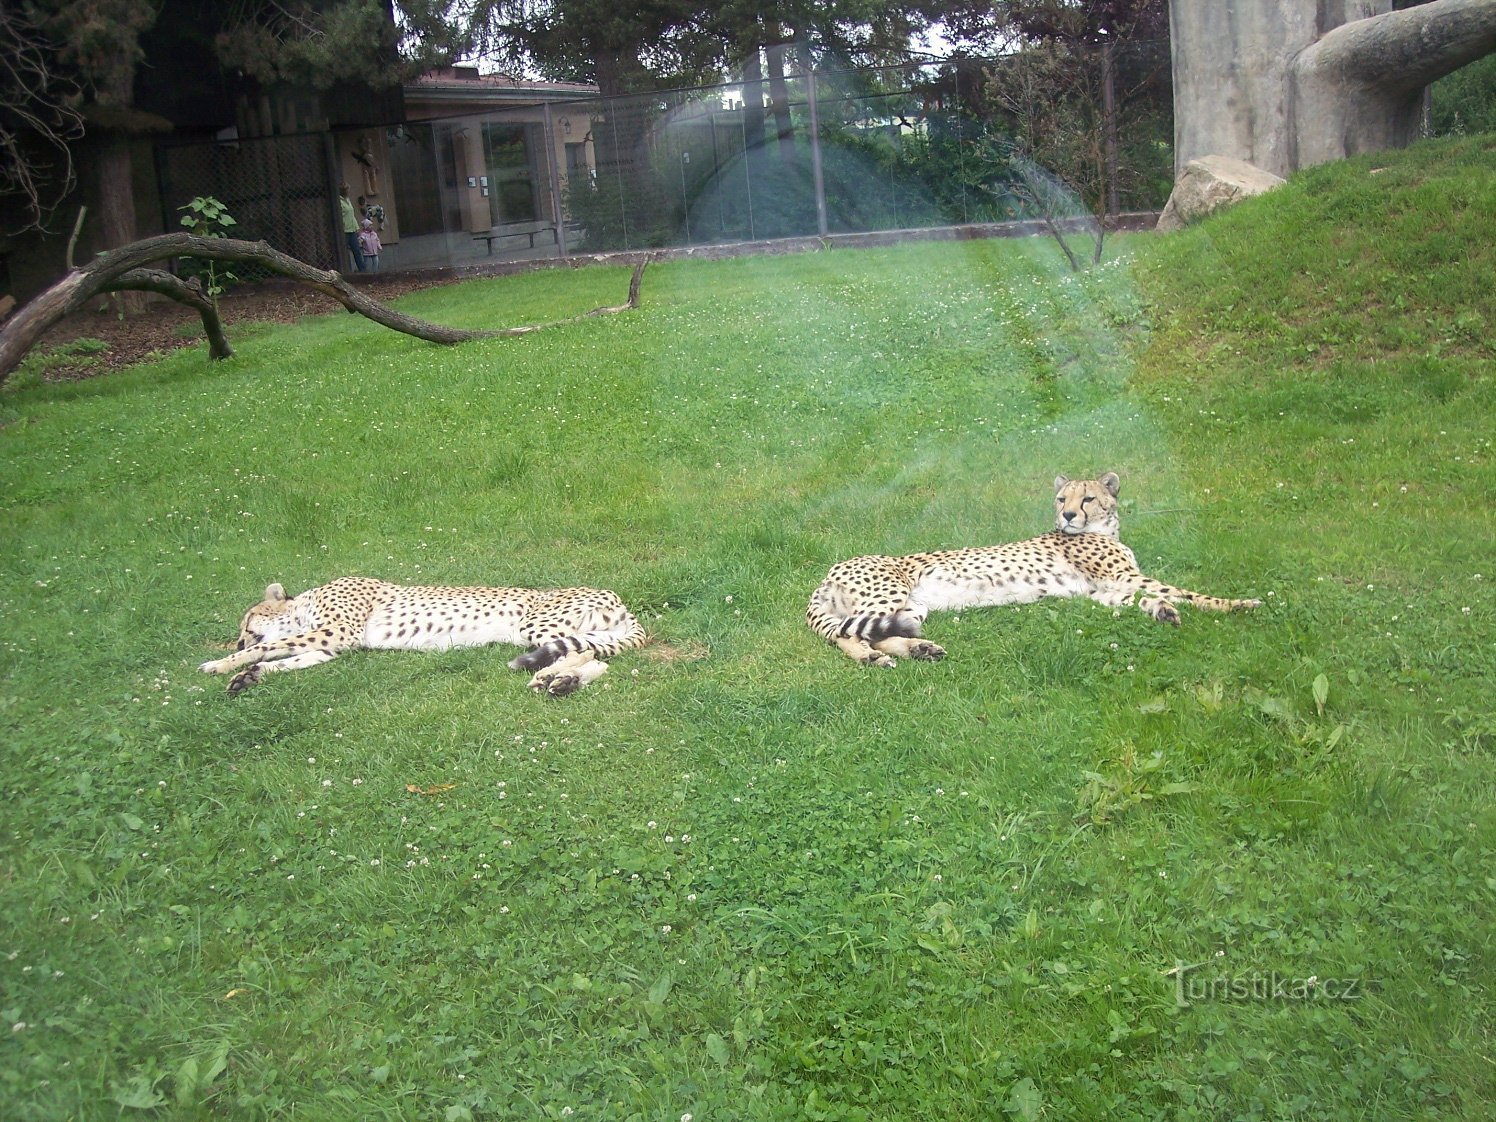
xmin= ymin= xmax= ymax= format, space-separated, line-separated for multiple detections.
xmin=157 ymin=45 xmax=1172 ymax=274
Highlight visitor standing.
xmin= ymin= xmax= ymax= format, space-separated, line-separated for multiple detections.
xmin=339 ymin=184 xmax=364 ymax=272
xmin=357 ymin=218 xmax=382 ymax=272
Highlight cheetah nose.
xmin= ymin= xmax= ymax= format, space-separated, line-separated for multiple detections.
xmin=1062 ymin=510 xmax=1078 ymax=522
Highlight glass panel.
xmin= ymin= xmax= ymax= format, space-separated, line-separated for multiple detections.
xmin=482 ymin=122 xmax=538 ymax=224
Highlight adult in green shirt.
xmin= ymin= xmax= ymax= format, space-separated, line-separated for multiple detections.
xmin=339 ymin=184 xmax=365 ymax=272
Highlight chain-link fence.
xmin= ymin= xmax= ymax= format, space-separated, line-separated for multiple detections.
xmin=156 ymin=132 xmax=339 ymax=278
xmin=153 ymin=43 xmax=1171 ymax=276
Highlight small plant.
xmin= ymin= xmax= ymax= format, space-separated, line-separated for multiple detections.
xmin=1076 ymin=743 xmax=1197 ymax=826
xmin=1245 ymin=675 xmax=1350 ymax=757
xmin=178 ymin=196 xmax=238 ymax=314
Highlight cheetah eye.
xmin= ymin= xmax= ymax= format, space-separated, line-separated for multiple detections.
xmin=1081 ymin=495 xmax=1095 ymax=504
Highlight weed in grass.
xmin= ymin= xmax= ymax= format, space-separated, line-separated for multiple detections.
xmin=1076 ymin=743 xmax=1198 ymax=826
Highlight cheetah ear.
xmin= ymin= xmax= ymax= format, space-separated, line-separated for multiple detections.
xmin=264 ymin=583 xmax=288 ymax=601
xmin=1053 ymin=474 xmax=1071 ymax=492
xmin=1099 ymin=472 xmax=1121 ymax=497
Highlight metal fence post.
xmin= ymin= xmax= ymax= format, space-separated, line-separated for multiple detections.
xmin=807 ymin=69 xmax=828 ymax=239
xmin=542 ymin=101 xmax=568 ymax=258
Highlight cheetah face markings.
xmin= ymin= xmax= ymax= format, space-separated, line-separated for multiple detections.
xmin=201 ymin=576 xmax=646 ymax=697
xmin=234 ymin=582 xmax=295 ymax=650
xmin=807 ymin=472 xmax=1261 ymax=665
xmin=1054 ymin=471 xmax=1121 ymax=538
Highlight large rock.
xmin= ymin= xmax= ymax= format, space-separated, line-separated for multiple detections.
xmin=1155 ymin=156 xmax=1286 ymax=231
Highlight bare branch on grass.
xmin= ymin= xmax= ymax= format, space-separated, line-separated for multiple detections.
xmin=0 ymin=234 xmax=650 ymax=385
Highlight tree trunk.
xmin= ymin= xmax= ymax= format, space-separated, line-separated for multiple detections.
xmin=1169 ymin=0 xmax=1496 ymax=178
xmin=592 ymin=46 xmax=655 ymax=244
xmin=90 ymin=134 xmax=147 ymax=315
xmin=741 ymin=43 xmax=767 ymax=155
xmin=1099 ymin=40 xmax=1120 ymax=217
xmin=0 ymin=233 xmax=648 ymax=385
xmin=766 ymin=32 xmax=797 ymax=166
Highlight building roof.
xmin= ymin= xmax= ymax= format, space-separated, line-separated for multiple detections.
xmin=406 ymin=67 xmax=599 ymax=105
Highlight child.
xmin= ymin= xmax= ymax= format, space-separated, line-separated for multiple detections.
xmin=357 ymin=218 xmax=382 ymax=272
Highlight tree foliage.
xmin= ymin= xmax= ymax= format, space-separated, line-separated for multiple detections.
xmin=1431 ymin=51 xmax=1496 ymax=135
xmin=1 ymin=1 xmax=458 ymax=239
xmin=0 ymin=6 xmax=85 ymax=232
xmin=214 ymin=0 xmax=458 ymax=90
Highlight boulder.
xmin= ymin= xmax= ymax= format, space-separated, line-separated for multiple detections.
xmin=1155 ymin=156 xmax=1287 ymax=231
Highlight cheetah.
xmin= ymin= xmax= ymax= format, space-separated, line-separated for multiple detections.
xmin=199 ymin=577 xmax=647 ymax=697
xmin=806 ymin=473 xmax=1261 ymax=666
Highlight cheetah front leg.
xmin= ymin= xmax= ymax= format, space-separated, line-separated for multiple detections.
xmin=200 ymin=632 xmax=347 ymax=682
xmin=225 ymin=650 xmax=341 ymax=695
xmin=1087 ymin=583 xmax=1181 ymax=625
xmin=527 ymin=650 xmax=609 ymax=697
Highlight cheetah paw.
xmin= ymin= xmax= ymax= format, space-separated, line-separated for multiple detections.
xmin=1145 ymin=599 xmax=1182 ymax=626
xmin=861 ymin=652 xmax=897 ymax=669
xmin=540 ymin=673 xmax=582 ymax=697
xmin=528 ymin=653 xmax=608 ymax=696
xmin=907 ymin=641 xmax=946 ymax=661
xmin=227 ymin=665 xmax=264 ymax=696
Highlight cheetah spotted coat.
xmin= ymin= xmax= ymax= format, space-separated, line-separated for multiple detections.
xmin=806 ymin=473 xmax=1261 ymax=666
xmin=200 ymin=577 xmax=646 ymax=697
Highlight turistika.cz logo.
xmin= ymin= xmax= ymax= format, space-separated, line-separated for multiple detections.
xmin=1168 ymin=960 xmax=1368 ymax=1007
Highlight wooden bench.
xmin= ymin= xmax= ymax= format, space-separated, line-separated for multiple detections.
xmin=473 ymin=224 xmax=561 ymax=254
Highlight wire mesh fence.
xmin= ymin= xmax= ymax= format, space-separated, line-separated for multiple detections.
xmin=153 ymin=43 xmax=1171 ymax=276
xmin=155 ymin=133 xmax=339 ymax=280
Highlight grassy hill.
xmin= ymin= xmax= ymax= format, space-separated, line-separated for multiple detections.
xmin=1 ymin=135 xmax=1492 ymax=1120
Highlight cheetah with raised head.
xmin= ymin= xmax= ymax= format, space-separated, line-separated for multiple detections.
xmin=199 ymin=578 xmax=647 ymax=697
xmin=806 ymin=473 xmax=1261 ymax=666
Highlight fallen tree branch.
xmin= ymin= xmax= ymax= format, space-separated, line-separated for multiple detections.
xmin=0 ymin=233 xmax=650 ymax=385
xmin=110 ymin=269 xmax=234 ymax=360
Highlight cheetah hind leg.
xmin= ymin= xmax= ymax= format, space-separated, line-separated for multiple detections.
xmin=833 ymin=635 xmax=897 ymax=668
xmin=872 ymin=636 xmax=946 ymax=662
xmin=528 ymin=649 xmax=608 ymax=697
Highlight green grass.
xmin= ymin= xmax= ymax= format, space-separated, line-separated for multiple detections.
xmin=2 ymin=135 xmax=1493 ymax=1120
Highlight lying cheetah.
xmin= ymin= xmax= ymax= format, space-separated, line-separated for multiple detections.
xmin=200 ymin=577 xmax=646 ymax=697
xmin=806 ymin=473 xmax=1261 ymax=666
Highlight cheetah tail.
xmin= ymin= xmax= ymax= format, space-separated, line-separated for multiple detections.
xmin=508 ymin=617 xmax=648 ymax=672
xmin=806 ymin=606 xmax=922 ymax=644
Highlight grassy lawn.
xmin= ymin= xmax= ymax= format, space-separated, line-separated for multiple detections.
xmin=2 ymin=135 xmax=1492 ymax=1120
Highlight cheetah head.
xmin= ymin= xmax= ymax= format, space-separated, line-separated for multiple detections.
xmin=1054 ymin=473 xmax=1121 ymax=538
xmin=235 ymin=582 xmax=296 ymax=649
